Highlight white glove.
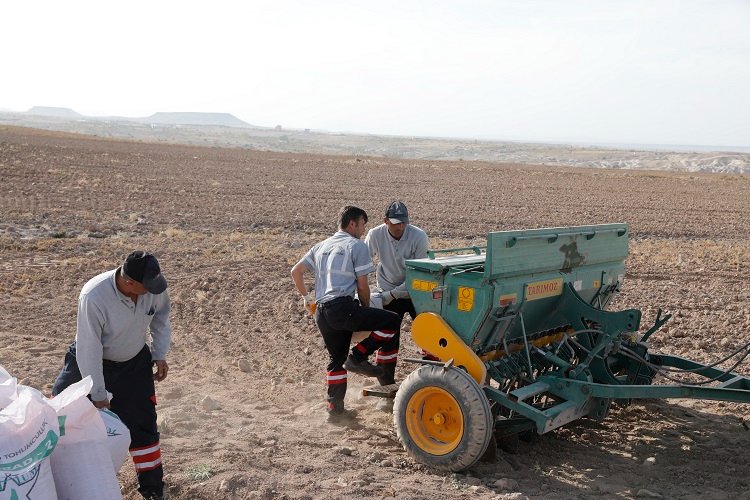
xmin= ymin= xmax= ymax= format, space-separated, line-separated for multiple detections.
xmin=303 ymin=292 xmax=316 ymax=314
xmin=382 ymin=290 xmax=395 ymax=306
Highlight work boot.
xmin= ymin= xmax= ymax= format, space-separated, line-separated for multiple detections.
xmin=326 ymin=408 xmax=358 ymax=426
xmin=377 ymin=363 xmax=396 ymax=387
xmin=138 ymin=488 xmax=164 ymax=500
xmin=344 ymin=355 xmax=385 ymax=378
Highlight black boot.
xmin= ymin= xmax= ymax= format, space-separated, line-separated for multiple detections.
xmin=138 ymin=486 xmax=164 ymax=500
xmin=326 ymin=398 xmax=357 ymax=425
xmin=343 ymin=355 xmax=384 ymax=378
xmin=377 ymin=363 xmax=396 ymax=387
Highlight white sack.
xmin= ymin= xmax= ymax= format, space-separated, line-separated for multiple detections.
xmin=0 ymin=366 xmax=17 ymax=411
xmin=99 ymin=409 xmax=131 ymax=472
xmin=0 ymin=386 xmax=59 ymax=500
xmin=47 ymin=377 xmax=121 ymax=500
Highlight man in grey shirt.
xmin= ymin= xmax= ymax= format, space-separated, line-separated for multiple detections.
xmin=365 ymin=201 xmax=430 ymax=393
xmin=52 ymin=251 xmax=171 ymax=500
xmin=291 ymin=205 xmax=402 ymax=424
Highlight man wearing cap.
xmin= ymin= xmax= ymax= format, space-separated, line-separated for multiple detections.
xmin=365 ymin=201 xmax=430 ymax=405
xmin=291 ymin=205 xmax=402 ymax=424
xmin=52 ymin=251 xmax=171 ymax=500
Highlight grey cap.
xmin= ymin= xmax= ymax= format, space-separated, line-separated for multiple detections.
xmin=385 ymin=201 xmax=409 ymax=224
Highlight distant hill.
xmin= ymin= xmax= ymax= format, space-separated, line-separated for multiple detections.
xmin=1 ymin=108 xmax=747 ymax=173
xmin=142 ymin=112 xmax=251 ymax=128
xmin=26 ymin=106 xmax=83 ymax=118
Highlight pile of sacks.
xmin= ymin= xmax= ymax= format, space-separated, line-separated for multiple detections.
xmin=1 ymin=366 xmax=130 ymax=500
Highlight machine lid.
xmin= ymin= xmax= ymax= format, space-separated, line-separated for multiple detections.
xmin=405 ymin=254 xmax=486 ymax=272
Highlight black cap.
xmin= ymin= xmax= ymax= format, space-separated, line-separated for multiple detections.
xmin=123 ymin=251 xmax=168 ymax=294
xmin=385 ymin=201 xmax=409 ymax=224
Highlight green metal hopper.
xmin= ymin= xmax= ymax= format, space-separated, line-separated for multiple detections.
xmin=391 ymin=224 xmax=750 ymax=472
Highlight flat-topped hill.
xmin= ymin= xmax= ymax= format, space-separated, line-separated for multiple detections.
xmin=26 ymin=106 xmax=83 ymax=118
xmin=143 ymin=112 xmax=251 ymax=127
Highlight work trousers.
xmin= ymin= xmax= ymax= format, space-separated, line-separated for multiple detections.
xmin=374 ymin=298 xmax=417 ymax=386
xmin=52 ymin=343 xmax=164 ymax=498
xmin=315 ymin=296 xmax=401 ymax=411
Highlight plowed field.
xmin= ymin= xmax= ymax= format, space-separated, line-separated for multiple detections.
xmin=2 ymin=125 xmax=749 ymax=499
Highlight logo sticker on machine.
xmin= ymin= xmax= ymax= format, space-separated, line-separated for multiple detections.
xmin=525 ymin=278 xmax=563 ymax=301
xmin=412 ymin=279 xmax=438 ymax=292
xmin=457 ymin=287 xmax=475 ymax=311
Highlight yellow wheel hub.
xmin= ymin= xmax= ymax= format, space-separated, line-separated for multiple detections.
xmin=405 ymin=386 xmax=464 ymax=455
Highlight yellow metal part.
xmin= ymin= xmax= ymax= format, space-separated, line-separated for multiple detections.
xmin=405 ymin=386 xmax=464 ymax=455
xmin=479 ymin=332 xmax=565 ymax=362
xmin=478 ymin=328 xmax=574 ymax=362
xmin=412 ymin=313 xmax=487 ymax=384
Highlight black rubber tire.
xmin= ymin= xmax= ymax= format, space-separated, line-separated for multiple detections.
xmin=393 ymin=365 xmax=493 ymax=472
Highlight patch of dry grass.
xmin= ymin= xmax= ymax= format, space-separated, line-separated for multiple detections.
xmin=630 ymin=239 xmax=749 ymax=275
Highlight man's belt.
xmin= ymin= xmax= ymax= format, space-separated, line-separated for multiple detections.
xmin=317 ymin=295 xmax=354 ymax=309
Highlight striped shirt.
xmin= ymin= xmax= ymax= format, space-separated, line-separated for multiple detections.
xmin=299 ymin=231 xmax=375 ymax=304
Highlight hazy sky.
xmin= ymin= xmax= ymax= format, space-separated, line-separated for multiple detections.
xmin=2 ymin=1 xmax=749 ymax=147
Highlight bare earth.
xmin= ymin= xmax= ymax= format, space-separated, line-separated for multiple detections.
xmin=1 ymin=125 xmax=749 ymax=500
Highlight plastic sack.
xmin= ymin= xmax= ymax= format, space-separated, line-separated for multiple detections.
xmin=99 ymin=408 xmax=131 ymax=472
xmin=0 ymin=386 xmax=59 ymax=500
xmin=0 ymin=365 xmax=16 ymax=410
xmin=47 ymin=377 xmax=121 ymax=500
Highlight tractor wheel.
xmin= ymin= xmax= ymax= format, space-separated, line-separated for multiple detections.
xmin=393 ymin=364 xmax=493 ymax=472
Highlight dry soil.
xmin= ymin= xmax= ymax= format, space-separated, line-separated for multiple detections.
xmin=1 ymin=126 xmax=749 ymax=499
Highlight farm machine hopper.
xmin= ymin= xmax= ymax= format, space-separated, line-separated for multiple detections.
xmin=388 ymin=224 xmax=750 ymax=471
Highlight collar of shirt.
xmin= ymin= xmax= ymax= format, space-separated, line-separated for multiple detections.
xmin=109 ymin=268 xmax=136 ymax=308
xmin=333 ymin=230 xmax=360 ymax=242
xmin=387 ymin=225 xmax=409 ymax=244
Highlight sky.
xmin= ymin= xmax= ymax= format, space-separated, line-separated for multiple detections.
xmin=2 ymin=0 xmax=749 ymax=148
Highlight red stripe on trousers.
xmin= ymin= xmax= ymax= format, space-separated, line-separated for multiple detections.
xmin=130 ymin=441 xmax=160 ymax=453
xmin=136 ymin=461 xmax=162 ymax=472
xmin=376 ymin=358 xmax=397 ymax=364
xmin=377 ymin=349 xmax=399 ymax=356
xmin=133 ymin=449 xmax=161 ymax=464
xmin=371 ymin=331 xmax=395 ymax=340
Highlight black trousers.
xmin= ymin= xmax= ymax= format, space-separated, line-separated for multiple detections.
xmin=315 ymin=296 xmax=401 ymax=410
xmin=52 ymin=343 xmax=163 ymax=497
xmin=375 ymin=298 xmax=417 ymax=385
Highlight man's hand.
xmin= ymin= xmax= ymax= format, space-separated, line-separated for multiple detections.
xmin=153 ymin=360 xmax=169 ymax=382
xmin=382 ymin=290 xmax=395 ymax=306
xmin=93 ymin=399 xmax=111 ymax=409
xmin=303 ymin=292 xmax=317 ymax=314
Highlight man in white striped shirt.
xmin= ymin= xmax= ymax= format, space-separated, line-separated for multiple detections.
xmin=291 ymin=206 xmax=402 ymax=424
